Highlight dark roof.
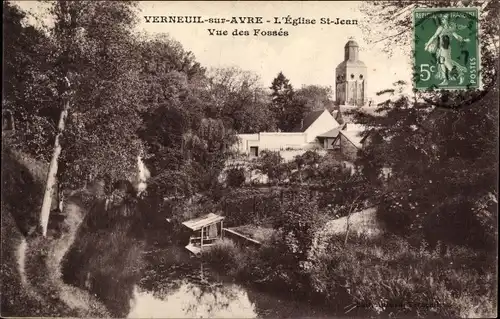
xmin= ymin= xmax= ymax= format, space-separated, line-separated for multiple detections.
xmin=345 ymin=40 xmax=359 ymax=47
xmin=291 ymin=110 xmax=325 ymax=132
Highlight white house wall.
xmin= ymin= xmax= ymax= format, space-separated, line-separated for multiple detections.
xmin=304 ymin=110 xmax=340 ymax=143
xmin=234 ymin=134 xmax=259 ymax=153
xmin=235 ymin=132 xmax=308 ymax=155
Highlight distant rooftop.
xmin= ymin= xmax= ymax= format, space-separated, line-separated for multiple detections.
xmin=290 ymin=110 xmax=326 ymax=132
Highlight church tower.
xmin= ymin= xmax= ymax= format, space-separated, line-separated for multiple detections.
xmin=335 ymin=39 xmax=367 ymax=106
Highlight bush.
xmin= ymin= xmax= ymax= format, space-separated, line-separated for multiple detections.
xmin=1 ymin=147 xmax=47 ymax=236
xmin=257 ymin=150 xmax=283 ymax=182
xmin=226 ymin=166 xmax=246 ymax=187
xmin=201 ymin=238 xmax=243 ymax=273
xmin=307 ymin=235 xmax=497 ymax=317
xmin=294 ymin=150 xmax=322 ymax=169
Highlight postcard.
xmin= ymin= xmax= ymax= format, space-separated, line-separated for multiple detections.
xmin=2 ymin=1 xmax=498 ymax=318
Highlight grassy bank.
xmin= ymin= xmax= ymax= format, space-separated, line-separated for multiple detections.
xmin=1 ymin=146 xmax=109 ymax=317
xmin=202 ymin=235 xmax=497 ymax=318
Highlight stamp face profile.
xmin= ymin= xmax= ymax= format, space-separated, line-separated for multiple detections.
xmin=413 ymin=7 xmax=479 ymax=90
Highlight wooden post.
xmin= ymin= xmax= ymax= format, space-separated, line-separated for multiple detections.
xmin=221 ymin=220 xmax=224 ymax=239
xmin=200 ymin=262 xmax=204 ymax=282
xmin=200 ymin=227 xmax=204 ymax=248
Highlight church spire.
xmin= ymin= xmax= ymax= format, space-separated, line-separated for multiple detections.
xmin=344 ymin=37 xmax=359 ymax=61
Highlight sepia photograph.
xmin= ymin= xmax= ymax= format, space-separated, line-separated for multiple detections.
xmin=1 ymin=1 xmax=498 ymax=318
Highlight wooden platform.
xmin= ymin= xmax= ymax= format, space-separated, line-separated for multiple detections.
xmin=185 ymin=243 xmax=202 ymax=256
xmin=223 ymin=228 xmax=261 ymax=245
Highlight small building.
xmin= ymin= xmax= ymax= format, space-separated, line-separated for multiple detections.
xmin=234 ymin=109 xmax=340 ymax=156
xmin=316 ymin=128 xmax=341 ymax=150
xmin=182 ymin=213 xmax=225 ymax=255
xmin=332 ymin=123 xmax=369 ymax=161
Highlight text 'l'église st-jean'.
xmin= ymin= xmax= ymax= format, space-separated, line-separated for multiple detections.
xmin=143 ymin=16 xmax=358 ymax=37
xmin=143 ymin=16 xmax=358 ymax=25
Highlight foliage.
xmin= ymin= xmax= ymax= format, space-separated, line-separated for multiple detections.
xmin=307 ymin=235 xmax=497 ymax=317
xmin=272 ymin=192 xmax=328 ymax=266
xmin=2 ymin=1 xmax=148 ymax=190
xmin=269 ymin=72 xmax=310 ymax=131
xmin=201 ymin=238 xmax=243 ymax=273
xmin=355 ymin=1 xmax=499 ymax=250
xmin=1 ymin=145 xmax=47 ymax=236
xmin=205 ymin=67 xmax=276 ymax=133
xmin=256 ymin=150 xmax=283 ymax=183
xmin=226 ymin=166 xmax=246 ymax=188
xmin=354 ymin=85 xmax=498 ymax=249
xmin=135 ymin=36 xmax=239 ymax=200
xmin=2 ymin=1 xmax=58 ymax=161
xmin=219 ymin=188 xmax=281 ymax=226
xmin=294 ymin=150 xmax=322 ymax=169
xmin=295 ymin=85 xmax=335 ymax=111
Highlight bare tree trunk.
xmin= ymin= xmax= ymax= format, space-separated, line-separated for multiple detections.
xmin=40 ymin=93 xmax=71 ymax=237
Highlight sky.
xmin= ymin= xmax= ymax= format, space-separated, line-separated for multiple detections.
xmin=15 ymin=1 xmax=412 ymax=99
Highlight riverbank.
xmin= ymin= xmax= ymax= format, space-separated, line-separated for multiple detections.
xmin=202 ymin=234 xmax=497 ymax=318
xmin=1 ymin=147 xmax=109 ymax=317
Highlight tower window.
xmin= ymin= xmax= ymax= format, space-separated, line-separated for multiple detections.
xmin=359 ymin=74 xmax=364 ymax=80
xmin=350 ymin=74 xmax=355 ymax=79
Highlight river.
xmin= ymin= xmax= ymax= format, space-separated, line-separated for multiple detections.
xmin=127 ymin=244 xmax=344 ymax=318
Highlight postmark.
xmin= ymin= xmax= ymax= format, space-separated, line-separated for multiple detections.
xmin=413 ymin=7 xmax=480 ymax=90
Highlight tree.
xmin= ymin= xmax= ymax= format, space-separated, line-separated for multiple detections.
xmin=7 ymin=1 xmax=147 ymax=235
xmin=295 ymin=85 xmax=335 ymax=111
xmin=2 ymin=1 xmax=58 ymax=161
xmin=206 ymin=67 xmax=275 ymax=133
xmin=257 ymin=150 xmax=283 ymax=183
xmin=53 ymin=1 xmax=146 ymax=192
xmin=356 ymin=1 xmax=498 ymax=250
xmin=269 ymin=72 xmax=295 ymax=131
xmin=135 ymin=38 xmax=239 ymax=200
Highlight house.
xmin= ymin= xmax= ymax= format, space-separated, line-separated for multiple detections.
xmin=332 ymin=123 xmax=369 ymax=161
xmin=234 ymin=109 xmax=340 ymax=158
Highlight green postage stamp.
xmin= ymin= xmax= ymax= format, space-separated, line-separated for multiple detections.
xmin=413 ymin=7 xmax=479 ymax=90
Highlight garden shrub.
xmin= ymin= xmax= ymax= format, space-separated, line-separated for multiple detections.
xmin=202 ymin=238 xmax=243 ymax=273
xmin=226 ymin=166 xmax=246 ymax=188
xmin=307 ymin=234 xmax=497 ymax=317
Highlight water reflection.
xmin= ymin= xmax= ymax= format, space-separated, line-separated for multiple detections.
xmin=129 ymin=246 xmax=343 ymax=319
xmin=131 ymin=246 xmax=257 ymax=318
xmin=128 ymin=281 xmax=257 ymax=318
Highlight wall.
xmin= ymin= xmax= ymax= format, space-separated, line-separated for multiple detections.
xmin=279 ymin=148 xmax=327 ymax=162
xmin=339 ymin=133 xmax=359 ymax=161
xmin=323 ymin=137 xmax=338 ymax=150
xmin=233 ymin=134 xmax=259 ymax=154
xmin=304 ymin=111 xmax=340 ymax=143
xmin=236 ymin=126 xmax=331 ymax=156
xmin=258 ymin=132 xmax=307 ymax=150
xmin=235 ymin=133 xmax=308 ymax=155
